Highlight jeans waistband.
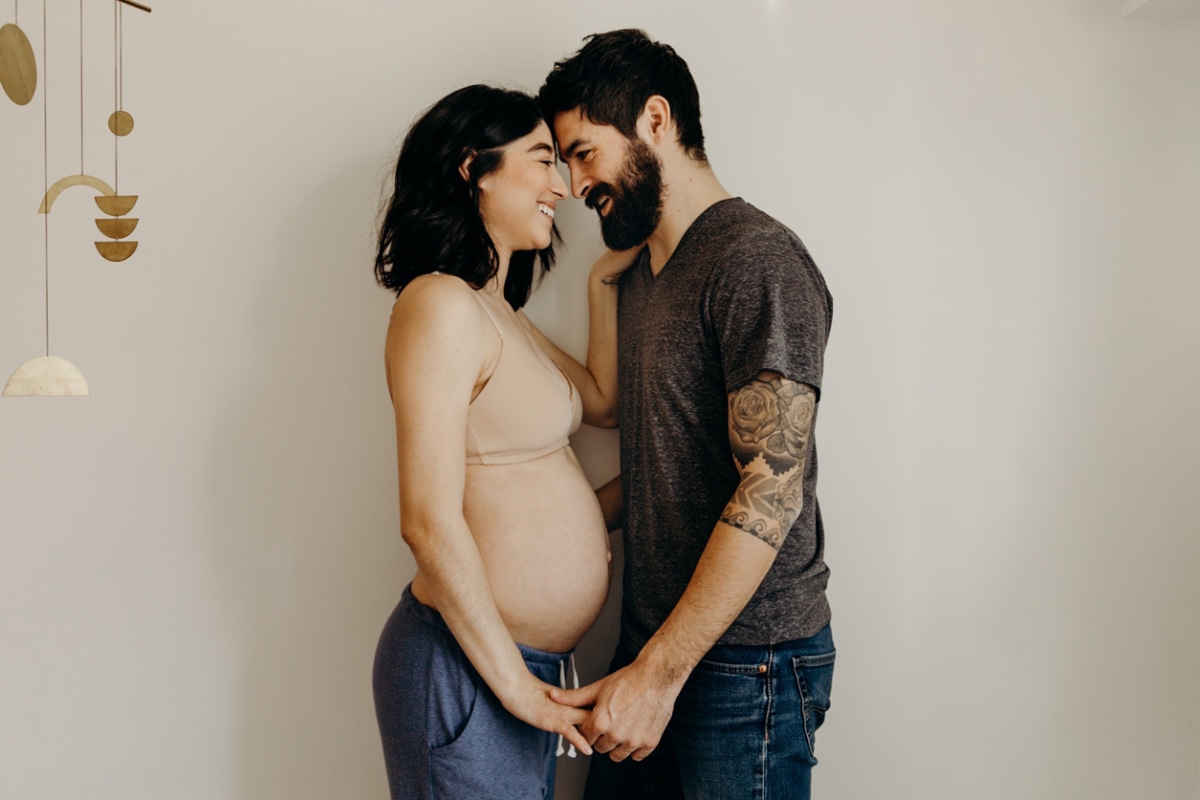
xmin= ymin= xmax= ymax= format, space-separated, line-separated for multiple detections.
xmin=703 ymin=623 xmax=835 ymax=665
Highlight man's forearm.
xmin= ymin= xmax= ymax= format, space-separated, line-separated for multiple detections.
xmin=635 ymin=521 xmax=778 ymax=684
xmin=595 ymin=474 xmax=624 ymax=532
xmin=636 ymin=373 xmax=814 ymax=683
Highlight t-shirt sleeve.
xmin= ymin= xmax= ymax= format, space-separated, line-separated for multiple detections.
xmin=708 ymin=230 xmax=831 ymax=399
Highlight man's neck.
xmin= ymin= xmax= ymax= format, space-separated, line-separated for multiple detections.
xmin=645 ymin=157 xmax=732 ymax=276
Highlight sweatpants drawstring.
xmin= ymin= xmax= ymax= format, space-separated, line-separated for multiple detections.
xmin=555 ymin=652 xmax=580 ymax=758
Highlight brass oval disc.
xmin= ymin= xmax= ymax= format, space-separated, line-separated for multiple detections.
xmin=95 ymin=241 xmax=139 ymax=262
xmin=95 ymin=195 xmax=138 ymax=217
xmin=0 ymin=23 xmax=38 ymax=106
xmin=109 ymin=110 xmax=134 ymax=136
xmin=95 ymin=217 xmax=139 ymax=239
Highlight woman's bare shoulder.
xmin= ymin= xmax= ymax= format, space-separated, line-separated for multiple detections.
xmin=388 ymin=274 xmax=483 ymax=336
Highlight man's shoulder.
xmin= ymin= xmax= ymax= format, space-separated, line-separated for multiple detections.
xmin=700 ymin=199 xmax=809 ymax=262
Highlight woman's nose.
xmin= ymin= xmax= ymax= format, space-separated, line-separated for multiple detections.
xmin=550 ymin=165 xmax=568 ymax=198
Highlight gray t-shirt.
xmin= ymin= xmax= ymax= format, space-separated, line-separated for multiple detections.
xmin=616 ymin=198 xmax=832 ymax=651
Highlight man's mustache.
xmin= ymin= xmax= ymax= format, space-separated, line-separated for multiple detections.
xmin=586 ymin=185 xmax=614 ymax=212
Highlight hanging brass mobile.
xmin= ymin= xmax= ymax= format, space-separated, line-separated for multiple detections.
xmin=3 ymin=0 xmax=151 ymax=398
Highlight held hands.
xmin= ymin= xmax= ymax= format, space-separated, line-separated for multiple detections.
xmin=590 ymin=245 xmax=645 ymax=286
xmin=503 ymin=675 xmax=594 ymax=756
xmin=549 ymin=657 xmax=684 ymax=762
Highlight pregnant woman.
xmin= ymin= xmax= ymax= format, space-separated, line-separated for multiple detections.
xmin=371 ymin=84 xmax=628 ymax=800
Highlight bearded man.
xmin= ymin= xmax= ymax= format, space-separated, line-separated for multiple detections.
xmin=539 ymin=28 xmax=837 ymax=800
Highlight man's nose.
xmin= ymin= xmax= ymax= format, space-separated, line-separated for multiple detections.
xmin=569 ymin=167 xmax=591 ymax=200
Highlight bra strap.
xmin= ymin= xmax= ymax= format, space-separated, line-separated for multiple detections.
xmin=468 ymin=289 xmax=506 ymax=340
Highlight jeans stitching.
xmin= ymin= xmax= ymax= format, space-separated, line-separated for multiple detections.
xmin=761 ymin=648 xmax=773 ymax=800
xmin=696 ymin=660 xmax=765 ymax=675
xmin=790 ymin=652 xmax=834 ymax=762
xmin=793 ymin=649 xmax=836 ymax=669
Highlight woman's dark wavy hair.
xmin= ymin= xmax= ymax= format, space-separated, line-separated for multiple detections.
xmin=538 ymin=29 xmax=706 ymax=162
xmin=374 ymin=84 xmax=557 ymax=310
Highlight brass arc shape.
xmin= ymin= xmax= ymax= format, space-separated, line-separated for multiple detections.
xmin=0 ymin=23 xmax=37 ymax=106
xmin=39 ymin=175 xmax=116 ymax=213
xmin=95 ymin=217 xmax=139 ymax=239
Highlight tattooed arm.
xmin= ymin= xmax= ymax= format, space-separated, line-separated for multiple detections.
xmin=551 ymin=371 xmax=816 ymax=762
xmin=722 ymin=375 xmax=815 ymax=548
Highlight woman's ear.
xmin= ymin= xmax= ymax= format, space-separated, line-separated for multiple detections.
xmin=458 ymin=153 xmax=475 ymax=183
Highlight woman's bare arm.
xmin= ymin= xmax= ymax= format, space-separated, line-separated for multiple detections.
xmin=520 ymin=247 xmax=642 ymax=428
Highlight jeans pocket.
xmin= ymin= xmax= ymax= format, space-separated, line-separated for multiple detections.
xmin=790 ymin=649 xmax=835 ymax=758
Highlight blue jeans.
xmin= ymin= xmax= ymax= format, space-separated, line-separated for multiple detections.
xmin=584 ymin=624 xmax=835 ymax=800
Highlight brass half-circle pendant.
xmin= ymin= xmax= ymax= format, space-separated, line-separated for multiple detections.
xmin=0 ymin=23 xmax=37 ymax=106
xmin=95 ymin=217 xmax=139 ymax=239
xmin=95 ymin=241 xmax=139 ymax=262
xmin=95 ymin=194 xmax=138 ymax=217
xmin=3 ymin=355 xmax=90 ymax=397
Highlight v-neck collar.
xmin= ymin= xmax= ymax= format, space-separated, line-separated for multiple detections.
xmin=644 ymin=197 xmax=744 ymax=285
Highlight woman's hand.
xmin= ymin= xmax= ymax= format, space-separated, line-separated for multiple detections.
xmin=590 ymin=245 xmax=644 ymax=287
xmin=502 ymin=675 xmax=594 ymax=756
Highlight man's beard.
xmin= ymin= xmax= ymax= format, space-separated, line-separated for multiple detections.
xmin=586 ymin=138 xmax=664 ymax=251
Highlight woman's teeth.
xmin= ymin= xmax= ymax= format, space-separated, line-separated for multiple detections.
xmin=537 ymin=203 xmax=555 ymax=219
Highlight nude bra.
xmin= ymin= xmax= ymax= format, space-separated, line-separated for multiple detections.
xmin=465 ymin=289 xmax=583 ymax=465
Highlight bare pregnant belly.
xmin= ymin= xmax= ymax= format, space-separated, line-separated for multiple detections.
xmin=414 ymin=446 xmax=611 ymax=653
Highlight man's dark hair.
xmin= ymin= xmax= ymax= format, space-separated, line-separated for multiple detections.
xmin=539 ymin=29 xmax=706 ymax=162
xmin=374 ymin=84 xmax=556 ymax=309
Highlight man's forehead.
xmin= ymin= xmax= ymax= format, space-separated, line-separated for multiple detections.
xmin=553 ymin=108 xmax=590 ymax=137
xmin=553 ymin=109 xmax=610 ymax=154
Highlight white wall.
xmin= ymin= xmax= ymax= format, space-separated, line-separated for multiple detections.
xmin=2 ymin=2 xmax=1197 ymax=798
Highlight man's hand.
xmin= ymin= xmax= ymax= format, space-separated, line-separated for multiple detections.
xmin=550 ymin=656 xmax=685 ymax=762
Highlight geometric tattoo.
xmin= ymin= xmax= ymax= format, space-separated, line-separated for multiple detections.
xmin=720 ymin=375 xmax=816 ymax=550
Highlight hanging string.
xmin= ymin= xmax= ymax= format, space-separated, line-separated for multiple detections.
xmin=79 ymin=0 xmax=84 ymax=175
xmin=113 ymin=0 xmax=121 ymax=193
xmin=118 ymin=2 xmax=123 ymax=110
xmin=43 ymin=0 xmax=49 ymax=357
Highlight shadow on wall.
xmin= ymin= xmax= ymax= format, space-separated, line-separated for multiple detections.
xmin=203 ymin=156 xmax=404 ymax=799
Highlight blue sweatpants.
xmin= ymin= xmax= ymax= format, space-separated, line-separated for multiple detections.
xmin=373 ymin=585 xmax=570 ymax=799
